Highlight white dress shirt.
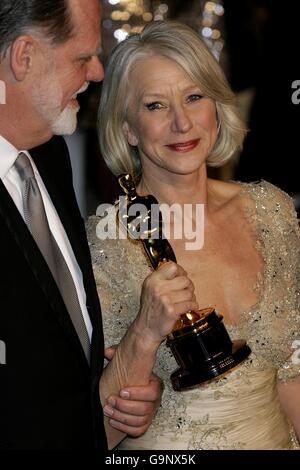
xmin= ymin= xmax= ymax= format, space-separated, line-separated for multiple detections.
xmin=0 ymin=135 xmax=92 ymax=341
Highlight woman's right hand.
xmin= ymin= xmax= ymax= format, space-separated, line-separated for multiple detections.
xmin=133 ymin=261 xmax=198 ymax=349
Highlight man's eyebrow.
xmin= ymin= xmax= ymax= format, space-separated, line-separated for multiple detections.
xmin=78 ymin=46 xmax=102 ymax=59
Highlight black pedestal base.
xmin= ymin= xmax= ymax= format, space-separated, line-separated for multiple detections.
xmin=171 ymin=340 xmax=251 ymax=391
xmin=166 ymin=309 xmax=251 ymax=391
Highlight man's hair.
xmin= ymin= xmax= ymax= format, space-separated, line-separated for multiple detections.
xmin=0 ymin=0 xmax=74 ymax=58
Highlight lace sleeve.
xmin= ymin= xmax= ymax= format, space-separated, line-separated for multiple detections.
xmin=270 ymin=186 xmax=300 ymax=381
xmin=86 ymin=213 xmax=151 ymax=351
xmin=243 ymin=181 xmax=300 ymax=381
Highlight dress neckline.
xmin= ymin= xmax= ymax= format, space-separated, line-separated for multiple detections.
xmin=225 ymin=180 xmax=268 ymax=331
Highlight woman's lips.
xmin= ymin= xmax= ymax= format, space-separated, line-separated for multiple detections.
xmin=165 ymin=139 xmax=200 ymax=152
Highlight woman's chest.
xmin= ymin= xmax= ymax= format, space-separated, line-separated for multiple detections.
xmin=171 ymin=227 xmax=264 ymax=324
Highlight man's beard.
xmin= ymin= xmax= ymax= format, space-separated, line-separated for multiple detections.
xmin=50 ymin=104 xmax=79 ymax=136
xmin=31 ymin=78 xmax=89 ymax=136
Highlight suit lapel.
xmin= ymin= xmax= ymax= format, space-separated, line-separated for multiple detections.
xmin=0 ymin=178 xmax=61 ymax=306
xmin=30 ymin=141 xmax=103 ymax=372
xmin=30 ymin=145 xmax=101 ymax=329
xmin=31 ymin=147 xmax=88 ymax=297
xmin=0 ymin=168 xmax=89 ymax=367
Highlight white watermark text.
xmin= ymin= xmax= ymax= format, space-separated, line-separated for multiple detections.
xmin=96 ymin=198 xmax=205 ymax=251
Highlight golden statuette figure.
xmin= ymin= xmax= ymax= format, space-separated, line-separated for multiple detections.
xmin=118 ymin=174 xmax=251 ymax=391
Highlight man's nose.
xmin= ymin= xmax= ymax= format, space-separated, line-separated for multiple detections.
xmin=86 ymin=56 xmax=104 ymax=82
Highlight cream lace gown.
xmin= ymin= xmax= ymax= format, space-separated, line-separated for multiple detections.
xmin=87 ymin=181 xmax=300 ymax=450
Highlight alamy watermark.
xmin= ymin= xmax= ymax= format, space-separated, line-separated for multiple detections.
xmin=96 ymin=197 xmax=205 ymax=250
xmin=0 ymin=79 xmax=6 ymax=105
xmin=0 ymin=340 xmax=6 ymax=365
xmin=291 ymin=80 xmax=300 ymax=105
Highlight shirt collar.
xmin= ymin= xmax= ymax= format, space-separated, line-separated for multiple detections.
xmin=0 ymin=134 xmax=32 ymax=179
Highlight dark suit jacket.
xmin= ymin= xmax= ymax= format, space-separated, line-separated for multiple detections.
xmin=0 ymin=136 xmax=107 ymax=450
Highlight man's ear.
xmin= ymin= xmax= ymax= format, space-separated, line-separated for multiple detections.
xmin=123 ymin=121 xmax=139 ymax=146
xmin=10 ymin=35 xmax=36 ymax=81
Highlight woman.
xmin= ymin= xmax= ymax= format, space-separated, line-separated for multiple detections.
xmin=87 ymin=21 xmax=300 ymax=449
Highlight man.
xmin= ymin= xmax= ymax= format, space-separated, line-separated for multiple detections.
xmin=0 ymin=0 xmax=197 ymax=449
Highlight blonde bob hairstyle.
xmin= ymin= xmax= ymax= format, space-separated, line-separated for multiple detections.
xmin=98 ymin=20 xmax=247 ymax=181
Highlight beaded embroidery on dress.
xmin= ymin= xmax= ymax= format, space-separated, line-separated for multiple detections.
xmin=86 ymin=181 xmax=300 ymax=450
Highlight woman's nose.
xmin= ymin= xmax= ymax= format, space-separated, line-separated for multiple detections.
xmin=170 ymin=106 xmax=193 ymax=133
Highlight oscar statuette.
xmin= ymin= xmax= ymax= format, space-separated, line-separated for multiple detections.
xmin=118 ymin=174 xmax=251 ymax=391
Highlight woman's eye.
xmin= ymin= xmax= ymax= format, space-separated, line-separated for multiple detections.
xmin=187 ymin=94 xmax=203 ymax=103
xmin=145 ymin=102 xmax=164 ymax=111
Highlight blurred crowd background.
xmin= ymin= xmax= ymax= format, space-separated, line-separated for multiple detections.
xmin=65 ymin=0 xmax=300 ymax=218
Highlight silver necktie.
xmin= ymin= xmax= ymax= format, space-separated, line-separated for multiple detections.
xmin=15 ymin=152 xmax=90 ymax=363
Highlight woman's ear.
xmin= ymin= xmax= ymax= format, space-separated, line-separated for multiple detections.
xmin=10 ymin=35 xmax=35 ymax=81
xmin=123 ymin=121 xmax=139 ymax=146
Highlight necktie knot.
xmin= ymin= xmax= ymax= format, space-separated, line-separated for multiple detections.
xmin=15 ymin=152 xmax=34 ymax=180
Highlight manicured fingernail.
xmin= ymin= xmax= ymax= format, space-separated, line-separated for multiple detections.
xmin=120 ymin=390 xmax=130 ymax=399
xmin=109 ymin=419 xmax=120 ymax=429
xmin=108 ymin=397 xmax=116 ymax=406
xmin=103 ymin=405 xmax=114 ymax=417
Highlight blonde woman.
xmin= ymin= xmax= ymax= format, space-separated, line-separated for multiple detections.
xmin=87 ymin=21 xmax=300 ymax=449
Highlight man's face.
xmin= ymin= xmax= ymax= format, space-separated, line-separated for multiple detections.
xmin=30 ymin=0 xmax=103 ymax=137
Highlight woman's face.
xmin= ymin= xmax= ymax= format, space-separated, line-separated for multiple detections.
xmin=124 ymin=55 xmax=218 ymax=179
